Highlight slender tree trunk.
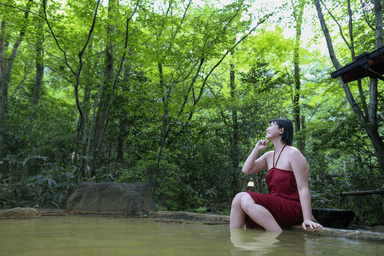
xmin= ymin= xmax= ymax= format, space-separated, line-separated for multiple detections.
xmin=0 ymin=20 xmax=7 ymax=160
xmin=230 ymin=58 xmax=240 ymax=196
xmin=31 ymin=2 xmax=45 ymax=120
xmin=116 ymin=117 xmax=128 ymax=161
xmin=32 ymin=45 xmax=44 ymax=107
xmin=86 ymin=35 xmax=104 ymax=164
xmin=92 ymin=0 xmax=116 ymax=172
xmin=77 ymin=42 xmax=95 ymax=175
xmin=116 ymin=65 xmax=131 ymax=161
xmin=0 ymin=0 xmax=33 ymax=159
xmin=292 ymin=0 xmax=305 ymax=151
xmin=83 ymin=42 xmax=94 ymax=114
xmin=153 ymin=62 xmax=168 ymax=195
xmin=79 ymin=52 xmax=94 ymax=175
xmin=92 ymin=47 xmax=113 ymax=171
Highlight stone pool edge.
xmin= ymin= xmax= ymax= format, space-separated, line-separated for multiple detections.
xmin=2 ymin=208 xmax=383 ymax=242
xmin=148 ymin=211 xmax=384 ymax=242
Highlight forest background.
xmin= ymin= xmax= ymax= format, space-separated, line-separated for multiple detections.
xmin=1 ymin=0 xmax=383 ymax=227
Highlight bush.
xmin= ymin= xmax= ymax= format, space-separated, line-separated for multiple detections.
xmin=0 ymin=162 xmax=81 ymax=209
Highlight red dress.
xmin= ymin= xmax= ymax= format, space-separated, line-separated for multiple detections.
xmin=245 ymin=148 xmax=303 ymax=229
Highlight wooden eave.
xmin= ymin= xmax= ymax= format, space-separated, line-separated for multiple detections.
xmin=331 ymin=45 xmax=384 ymax=83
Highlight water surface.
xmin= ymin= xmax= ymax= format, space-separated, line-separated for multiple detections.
xmin=0 ymin=216 xmax=382 ymax=255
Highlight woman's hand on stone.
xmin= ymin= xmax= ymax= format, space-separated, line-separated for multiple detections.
xmin=302 ymin=219 xmax=323 ymax=231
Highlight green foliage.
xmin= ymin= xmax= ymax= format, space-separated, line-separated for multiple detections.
xmin=307 ymin=113 xmax=384 ymax=225
xmin=1 ymin=162 xmax=80 ymax=209
xmin=1 ymin=0 xmax=383 ymax=227
xmin=192 ymin=206 xmax=209 ymax=213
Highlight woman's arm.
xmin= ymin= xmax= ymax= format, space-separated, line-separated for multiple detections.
xmin=242 ymin=140 xmax=270 ymax=175
xmin=291 ymin=149 xmax=323 ymax=230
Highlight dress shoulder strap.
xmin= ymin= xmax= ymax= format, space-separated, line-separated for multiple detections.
xmin=273 ymin=144 xmax=287 ymax=168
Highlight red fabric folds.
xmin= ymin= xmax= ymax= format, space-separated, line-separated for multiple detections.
xmin=245 ymin=168 xmax=303 ymax=229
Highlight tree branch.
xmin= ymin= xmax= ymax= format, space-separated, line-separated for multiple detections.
xmin=320 ymin=0 xmax=351 ymax=52
xmin=43 ymin=1 xmax=76 ymax=76
xmin=314 ymin=0 xmax=341 ymax=69
xmin=360 ymin=0 xmax=375 ymax=31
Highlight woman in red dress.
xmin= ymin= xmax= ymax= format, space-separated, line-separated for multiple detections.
xmin=230 ymin=118 xmax=323 ymax=233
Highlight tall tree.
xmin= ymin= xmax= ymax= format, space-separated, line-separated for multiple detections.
xmin=89 ymin=0 xmax=139 ymax=174
xmin=147 ymin=1 xmax=273 ymax=194
xmin=91 ymin=0 xmax=118 ymax=171
xmin=229 ymin=50 xmax=240 ymax=196
xmin=292 ymin=0 xmax=306 ymax=151
xmin=0 ymin=0 xmax=33 ymax=159
xmin=31 ymin=0 xmax=45 ymax=120
xmin=43 ymin=0 xmax=102 ymax=175
xmin=43 ymin=0 xmax=139 ymax=176
xmin=314 ymin=0 xmax=384 ymax=176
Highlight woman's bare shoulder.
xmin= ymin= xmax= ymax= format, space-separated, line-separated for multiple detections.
xmin=286 ymin=146 xmax=306 ymax=158
xmin=263 ymin=151 xmax=274 ymax=158
xmin=286 ymin=145 xmax=302 ymax=153
xmin=286 ymin=146 xmax=307 ymax=164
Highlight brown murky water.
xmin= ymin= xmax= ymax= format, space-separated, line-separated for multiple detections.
xmin=0 ymin=216 xmax=383 ymax=256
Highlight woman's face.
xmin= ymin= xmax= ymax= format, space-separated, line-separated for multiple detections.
xmin=266 ymin=122 xmax=282 ymax=139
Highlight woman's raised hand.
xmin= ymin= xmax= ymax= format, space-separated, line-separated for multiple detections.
xmin=256 ymin=139 xmax=270 ymax=151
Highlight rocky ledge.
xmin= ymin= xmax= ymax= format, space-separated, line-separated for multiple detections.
xmin=151 ymin=211 xmax=384 ymax=242
xmin=148 ymin=211 xmax=230 ymax=225
xmin=0 ymin=207 xmax=41 ymax=219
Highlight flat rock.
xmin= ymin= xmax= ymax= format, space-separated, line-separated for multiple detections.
xmin=373 ymin=225 xmax=384 ymax=232
xmin=67 ymin=182 xmax=155 ymax=214
xmin=148 ymin=211 xmax=230 ymax=224
xmin=0 ymin=207 xmax=41 ymax=219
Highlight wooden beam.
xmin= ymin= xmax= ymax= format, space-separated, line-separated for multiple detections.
xmin=339 ymin=190 xmax=384 ymax=196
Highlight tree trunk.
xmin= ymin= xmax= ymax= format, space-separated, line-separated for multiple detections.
xmin=364 ymin=123 xmax=384 ymax=175
xmin=153 ymin=62 xmax=168 ymax=195
xmin=0 ymin=20 xmax=6 ymax=160
xmin=292 ymin=0 xmax=305 ymax=151
xmin=116 ymin=65 xmax=131 ymax=161
xmin=91 ymin=0 xmax=116 ymax=172
xmin=32 ymin=45 xmax=44 ymax=107
xmin=31 ymin=2 xmax=45 ymax=120
xmin=0 ymin=0 xmax=33 ymax=159
xmin=230 ymin=59 xmax=240 ymax=195
xmin=116 ymin=117 xmax=128 ymax=161
xmin=92 ymin=47 xmax=113 ymax=171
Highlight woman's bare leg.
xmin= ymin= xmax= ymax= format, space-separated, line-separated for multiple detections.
xmin=240 ymin=193 xmax=282 ymax=233
xmin=230 ymin=192 xmax=248 ymax=229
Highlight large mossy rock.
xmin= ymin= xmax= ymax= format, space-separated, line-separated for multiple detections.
xmin=67 ymin=182 xmax=155 ymax=214
xmin=0 ymin=207 xmax=41 ymax=219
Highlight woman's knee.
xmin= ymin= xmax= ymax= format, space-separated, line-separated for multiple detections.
xmin=240 ymin=193 xmax=255 ymax=212
xmin=231 ymin=192 xmax=248 ymax=208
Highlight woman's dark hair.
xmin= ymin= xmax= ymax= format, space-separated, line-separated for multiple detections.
xmin=269 ymin=118 xmax=293 ymax=145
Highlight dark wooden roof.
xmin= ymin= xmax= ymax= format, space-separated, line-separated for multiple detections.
xmin=331 ymin=45 xmax=384 ymax=83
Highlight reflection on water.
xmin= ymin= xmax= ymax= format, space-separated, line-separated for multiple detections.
xmin=0 ymin=216 xmax=383 ymax=256
xmin=230 ymin=228 xmax=384 ymax=256
xmin=230 ymin=228 xmax=307 ymax=256
xmin=230 ymin=229 xmax=280 ymax=255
